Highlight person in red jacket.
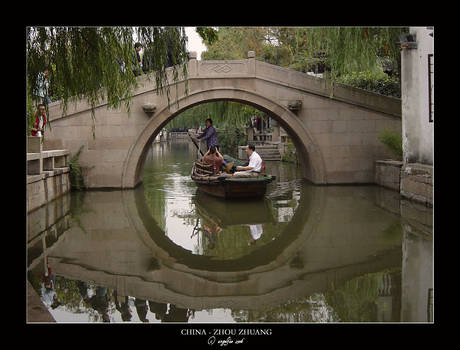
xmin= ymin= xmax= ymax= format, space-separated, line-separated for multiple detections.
xmin=31 ymin=104 xmax=47 ymax=137
xmin=202 ymin=146 xmax=224 ymax=174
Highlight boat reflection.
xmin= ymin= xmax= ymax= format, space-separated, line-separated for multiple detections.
xmin=192 ymin=191 xmax=275 ymax=251
xmin=193 ymin=191 xmax=275 ymax=227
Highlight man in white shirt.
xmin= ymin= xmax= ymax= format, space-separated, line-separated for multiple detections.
xmin=233 ymin=144 xmax=263 ymax=177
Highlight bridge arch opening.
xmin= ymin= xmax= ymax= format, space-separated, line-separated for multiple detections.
xmin=121 ymin=88 xmax=326 ymax=189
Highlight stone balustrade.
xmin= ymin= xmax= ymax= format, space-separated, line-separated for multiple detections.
xmin=27 ymin=136 xmax=71 ymax=213
xmin=27 ymin=136 xmax=70 ymax=174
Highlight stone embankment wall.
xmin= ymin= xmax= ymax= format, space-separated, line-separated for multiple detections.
xmin=375 ymin=160 xmax=432 ymax=207
xmin=400 ymin=163 xmax=433 ymax=206
xmin=375 ymin=160 xmax=403 ymax=192
xmin=27 ymin=136 xmax=71 ymax=213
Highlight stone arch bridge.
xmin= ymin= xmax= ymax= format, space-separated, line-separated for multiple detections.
xmin=44 ymin=52 xmax=401 ymax=189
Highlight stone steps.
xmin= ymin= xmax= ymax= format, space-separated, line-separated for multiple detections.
xmin=238 ymin=145 xmax=282 ymax=161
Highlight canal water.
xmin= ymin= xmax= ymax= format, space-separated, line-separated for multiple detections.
xmin=27 ymin=140 xmax=433 ymax=323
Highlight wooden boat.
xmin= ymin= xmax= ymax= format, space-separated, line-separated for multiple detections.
xmin=191 ymin=161 xmax=275 ymax=199
xmin=187 ymin=132 xmax=275 ymax=199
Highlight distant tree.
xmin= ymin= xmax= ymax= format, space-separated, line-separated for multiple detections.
xmin=201 ymin=27 xmax=269 ymax=60
xmin=292 ymin=27 xmax=407 ymax=80
xmin=195 ymin=27 xmax=219 ymax=46
xmin=201 ymin=26 xmax=408 ymax=95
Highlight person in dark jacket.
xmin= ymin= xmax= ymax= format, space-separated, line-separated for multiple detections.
xmin=194 ymin=118 xmax=219 ymax=151
xmin=133 ymin=42 xmax=143 ymax=76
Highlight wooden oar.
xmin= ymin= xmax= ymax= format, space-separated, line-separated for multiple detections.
xmin=188 ymin=132 xmax=204 ymax=156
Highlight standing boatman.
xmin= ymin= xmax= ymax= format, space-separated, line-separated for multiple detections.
xmin=194 ymin=118 xmax=219 ymax=151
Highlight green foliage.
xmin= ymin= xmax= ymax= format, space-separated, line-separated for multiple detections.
xmin=168 ymin=101 xmax=262 ymax=130
xmin=261 ymin=28 xmax=310 ymax=69
xmin=378 ymin=129 xmax=403 ymax=160
xmin=281 ymin=141 xmax=299 ymax=164
xmin=69 ymin=145 xmax=85 ymax=190
xmin=196 ymin=27 xmax=219 ymax=45
xmin=201 ymin=27 xmax=269 ymax=60
xmin=336 ymin=70 xmax=401 ymax=98
xmin=217 ymin=127 xmax=247 ymax=158
xmin=26 ymin=92 xmax=36 ymax=136
xmin=167 ymin=101 xmax=265 ymax=158
xmin=138 ymin=27 xmax=189 ymax=105
xmin=324 ymin=269 xmax=401 ymax=322
xmin=53 ymin=276 xmax=87 ymax=312
xmin=202 ymin=27 xmax=407 ymax=88
xmin=294 ymin=27 xmax=406 ymax=80
xmin=324 ymin=273 xmax=379 ymax=322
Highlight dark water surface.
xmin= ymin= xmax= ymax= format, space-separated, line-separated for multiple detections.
xmin=27 ymin=140 xmax=433 ymax=323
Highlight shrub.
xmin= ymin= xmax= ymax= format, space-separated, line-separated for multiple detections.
xmin=336 ymin=70 xmax=401 ymax=98
xmin=69 ymin=145 xmax=85 ymax=190
xmin=282 ymin=141 xmax=299 ymax=164
xmin=26 ymin=93 xmax=36 ymax=136
xmin=378 ymin=129 xmax=403 ymax=160
xmin=217 ymin=127 xmax=247 ymax=158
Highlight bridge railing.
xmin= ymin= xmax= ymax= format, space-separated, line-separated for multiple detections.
xmin=27 ymin=136 xmax=70 ymax=176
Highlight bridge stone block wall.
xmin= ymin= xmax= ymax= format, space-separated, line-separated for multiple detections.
xmin=44 ymin=55 xmax=401 ymax=189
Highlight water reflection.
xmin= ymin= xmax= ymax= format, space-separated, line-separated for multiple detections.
xmin=192 ymin=192 xmax=275 ymax=258
xmin=31 ymin=271 xmax=197 ymax=323
xmin=140 ymin=141 xmax=306 ymax=263
xmin=28 ymin=269 xmax=405 ymax=323
xmin=142 ymin=141 xmax=297 ymax=258
xmin=26 ymin=140 xmax=433 ymax=323
xmin=132 ymin=180 xmax=314 ymax=270
xmin=40 ymin=258 xmax=61 ymax=310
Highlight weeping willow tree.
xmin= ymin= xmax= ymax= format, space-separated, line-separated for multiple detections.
xmin=168 ymin=101 xmax=263 ymax=130
xmin=26 ymin=26 xmax=190 ymax=137
xmin=202 ymin=27 xmax=406 ymax=78
xmin=293 ymin=27 xmax=407 ymax=82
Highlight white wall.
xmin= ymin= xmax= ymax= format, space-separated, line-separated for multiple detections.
xmin=401 ymin=27 xmax=434 ymax=165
